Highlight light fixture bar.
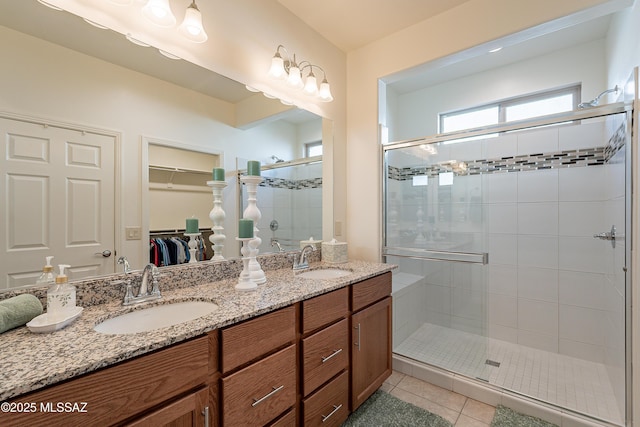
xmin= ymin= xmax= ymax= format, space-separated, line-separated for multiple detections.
xmin=266 ymin=45 xmax=333 ymax=103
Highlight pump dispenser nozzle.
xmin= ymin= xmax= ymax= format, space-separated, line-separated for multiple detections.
xmin=36 ymin=256 xmax=56 ymax=285
xmin=56 ymin=264 xmax=71 ymax=284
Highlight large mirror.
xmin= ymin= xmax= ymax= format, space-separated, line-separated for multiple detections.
xmin=0 ymin=0 xmax=329 ymax=289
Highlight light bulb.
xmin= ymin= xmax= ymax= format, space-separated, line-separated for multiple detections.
xmin=178 ymin=2 xmax=208 ymax=43
xmin=268 ymin=54 xmax=286 ymax=80
xmin=142 ymin=0 xmax=176 ymax=27
xmin=303 ymin=73 xmax=318 ymax=96
xmin=318 ymin=78 xmax=333 ymax=102
xmin=287 ymin=65 xmax=303 ymax=89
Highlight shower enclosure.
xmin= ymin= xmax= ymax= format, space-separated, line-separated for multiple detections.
xmin=241 ymin=156 xmax=322 ymax=252
xmin=383 ymin=104 xmax=631 ymax=426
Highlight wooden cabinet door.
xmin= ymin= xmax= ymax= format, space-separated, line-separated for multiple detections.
xmin=351 ymin=296 xmax=392 ymax=410
xmin=126 ymin=387 xmax=210 ymax=427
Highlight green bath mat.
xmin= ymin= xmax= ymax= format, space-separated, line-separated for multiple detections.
xmin=491 ymin=405 xmax=558 ymax=427
xmin=342 ymin=390 xmax=453 ymax=427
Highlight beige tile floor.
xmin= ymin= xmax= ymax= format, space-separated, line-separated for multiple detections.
xmin=381 ymin=371 xmax=496 ymax=427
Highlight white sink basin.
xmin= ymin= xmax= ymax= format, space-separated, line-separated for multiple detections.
xmin=297 ymin=268 xmax=352 ymax=279
xmin=94 ymin=300 xmax=218 ymax=335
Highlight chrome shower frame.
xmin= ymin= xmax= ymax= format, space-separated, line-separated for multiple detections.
xmin=381 ymin=101 xmax=634 ymax=426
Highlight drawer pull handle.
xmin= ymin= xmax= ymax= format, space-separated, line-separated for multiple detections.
xmin=252 ymin=385 xmax=284 ymax=407
xmin=321 ymin=348 xmax=343 ymax=363
xmin=322 ymin=404 xmax=343 ymax=422
xmin=202 ymin=406 xmax=210 ymax=427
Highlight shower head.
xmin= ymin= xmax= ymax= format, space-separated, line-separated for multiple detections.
xmin=578 ymin=85 xmax=620 ymax=109
xmin=270 ymin=155 xmax=285 ymax=163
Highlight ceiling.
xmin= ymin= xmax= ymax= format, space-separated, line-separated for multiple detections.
xmin=277 ymin=0 xmax=471 ymax=52
xmin=1 ymin=1 xmax=622 ymax=106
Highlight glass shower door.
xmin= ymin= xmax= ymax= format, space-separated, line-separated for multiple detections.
xmin=384 ymin=107 xmax=631 ymax=426
xmin=384 ymin=137 xmax=491 ymax=381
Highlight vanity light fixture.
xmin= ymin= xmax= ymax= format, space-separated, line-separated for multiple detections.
xmin=267 ymin=45 xmax=333 ymax=102
xmin=178 ymin=1 xmax=208 ymax=43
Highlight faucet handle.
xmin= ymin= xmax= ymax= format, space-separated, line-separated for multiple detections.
xmin=112 ymin=279 xmax=134 ymax=305
xmin=150 ymin=266 xmax=162 ymax=297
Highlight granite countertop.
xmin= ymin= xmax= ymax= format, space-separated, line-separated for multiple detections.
xmin=0 ymin=260 xmax=394 ymax=401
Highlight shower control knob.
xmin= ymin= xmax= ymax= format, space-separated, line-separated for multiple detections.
xmin=593 ymin=225 xmax=616 ymax=248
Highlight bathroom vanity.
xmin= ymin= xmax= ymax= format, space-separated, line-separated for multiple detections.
xmin=0 ymin=258 xmax=393 ymax=427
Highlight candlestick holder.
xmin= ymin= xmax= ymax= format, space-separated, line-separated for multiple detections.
xmin=235 ymin=237 xmax=257 ymax=291
xmin=414 ymin=201 xmax=426 ymax=245
xmin=207 ymin=180 xmax=227 ymax=260
xmin=240 ymin=175 xmax=266 ymax=284
xmin=184 ymin=232 xmax=201 ymax=263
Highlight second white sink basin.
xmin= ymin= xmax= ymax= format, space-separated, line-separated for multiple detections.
xmin=297 ymin=268 xmax=353 ymax=279
xmin=94 ymin=300 xmax=218 ymax=335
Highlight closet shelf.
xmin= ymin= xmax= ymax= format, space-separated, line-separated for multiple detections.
xmin=149 ymin=164 xmax=212 ymax=175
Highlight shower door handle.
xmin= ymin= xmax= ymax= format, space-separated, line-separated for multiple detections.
xmin=593 ymin=225 xmax=617 ymax=248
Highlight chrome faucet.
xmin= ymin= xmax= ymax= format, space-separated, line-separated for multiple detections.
xmin=121 ymin=263 xmax=162 ymax=306
xmin=271 ymin=239 xmax=284 ymax=252
xmin=117 ymin=256 xmax=131 ymax=274
xmin=294 ymin=244 xmax=316 ymax=271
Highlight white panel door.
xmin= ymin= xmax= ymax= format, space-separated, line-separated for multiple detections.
xmin=0 ymin=117 xmax=116 ymax=289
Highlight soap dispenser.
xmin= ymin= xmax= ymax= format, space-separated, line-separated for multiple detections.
xmin=36 ymin=256 xmax=57 ymax=285
xmin=46 ymin=264 xmax=76 ymax=321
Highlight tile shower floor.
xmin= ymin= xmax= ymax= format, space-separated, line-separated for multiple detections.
xmin=395 ymin=323 xmax=623 ymax=426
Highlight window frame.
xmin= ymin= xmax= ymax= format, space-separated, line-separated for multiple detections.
xmin=305 ymin=140 xmax=322 ymax=157
xmin=439 ymin=85 xmax=581 ymax=134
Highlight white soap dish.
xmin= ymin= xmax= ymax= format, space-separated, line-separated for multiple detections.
xmin=26 ymin=307 xmax=83 ymax=333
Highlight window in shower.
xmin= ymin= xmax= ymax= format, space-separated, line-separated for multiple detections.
xmin=305 ymin=140 xmax=322 ymax=157
xmin=439 ymin=84 xmax=580 ymax=133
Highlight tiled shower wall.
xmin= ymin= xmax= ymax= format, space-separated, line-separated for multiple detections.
xmin=250 ymin=161 xmax=322 ymax=251
xmin=387 ymin=114 xmax=626 ymax=404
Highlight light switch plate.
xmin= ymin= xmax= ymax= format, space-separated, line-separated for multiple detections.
xmin=125 ymin=226 xmax=142 ymax=240
xmin=334 ymin=221 xmax=342 ymax=237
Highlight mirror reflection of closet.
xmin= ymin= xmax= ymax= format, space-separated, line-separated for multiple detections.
xmin=148 ymin=143 xmax=223 ymax=264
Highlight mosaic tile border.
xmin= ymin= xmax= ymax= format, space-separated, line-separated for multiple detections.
xmin=252 ymin=176 xmax=323 ymax=190
xmin=388 ymin=122 xmax=626 ymax=181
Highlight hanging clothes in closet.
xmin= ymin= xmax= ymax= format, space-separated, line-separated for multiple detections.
xmin=149 ymin=236 xmax=206 ymax=266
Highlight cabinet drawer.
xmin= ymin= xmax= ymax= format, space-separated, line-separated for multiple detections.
xmin=302 ymin=370 xmax=349 ymax=427
xmin=221 ymin=305 xmax=296 ymax=373
xmin=302 ymin=287 xmax=348 ymax=334
xmin=302 ymin=318 xmax=349 ymax=396
xmin=222 ymin=345 xmax=297 ymax=427
xmin=351 ymin=272 xmax=392 ymax=312
xmin=270 ymin=408 xmax=296 ymax=427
